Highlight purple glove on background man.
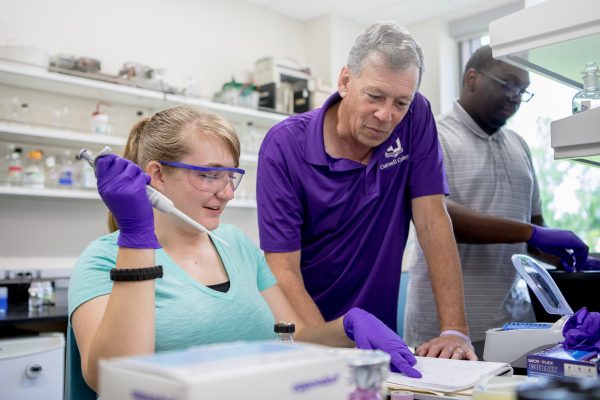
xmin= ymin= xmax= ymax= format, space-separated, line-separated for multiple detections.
xmin=343 ymin=307 xmax=421 ymax=378
xmin=96 ymin=154 xmax=160 ymax=249
xmin=562 ymin=307 xmax=600 ymax=352
xmin=527 ymin=225 xmax=588 ymax=272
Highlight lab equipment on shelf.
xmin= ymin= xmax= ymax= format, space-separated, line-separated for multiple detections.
xmin=573 ymin=62 xmax=600 ymax=114
xmin=0 ymin=286 xmax=7 ymax=314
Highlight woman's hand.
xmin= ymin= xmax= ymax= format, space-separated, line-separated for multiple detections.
xmin=96 ymin=154 xmax=160 ymax=249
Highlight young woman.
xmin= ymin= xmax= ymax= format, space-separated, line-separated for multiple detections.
xmin=69 ymin=106 xmax=420 ymax=393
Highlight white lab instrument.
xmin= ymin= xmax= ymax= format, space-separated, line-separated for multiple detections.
xmin=483 ymin=254 xmax=573 ymax=368
xmin=0 ymin=333 xmax=65 ymax=400
xmin=77 ymin=147 xmax=229 ymax=246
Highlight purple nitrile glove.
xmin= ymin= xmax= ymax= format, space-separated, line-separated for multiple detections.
xmin=527 ymin=225 xmax=589 ymax=272
xmin=578 ymin=256 xmax=600 ymax=272
xmin=562 ymin=307 xmax=600 ymax=353
xmin=95 ymin=154 xmax=160 ymax=249
xmin=343 ymin=307 xmax=421 ymax=378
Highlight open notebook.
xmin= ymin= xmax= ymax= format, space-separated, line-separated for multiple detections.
xmin=388 ymin=356 xmax=512 ymax=394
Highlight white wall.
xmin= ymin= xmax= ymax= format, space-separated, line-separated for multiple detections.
xmin=0 ymin=0 xmax=311 ymax=271
xmin=407 ymin=19 xmax=459 ymax=116
xmin=0 ymin=0 xmax=307 ymax=99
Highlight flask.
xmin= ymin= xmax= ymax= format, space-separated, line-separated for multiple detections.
xmin=346 ymin=350 xmax=391 ymax=400
xmin=23 ymin=149 xmax=46 ymax=188
xmin=274 ymin=322 xmax=296 ymax=344
xmin=7 ymin=146 xmax=23 ymax=186
xmin=572 ymin=62 xmax=600 ymax=113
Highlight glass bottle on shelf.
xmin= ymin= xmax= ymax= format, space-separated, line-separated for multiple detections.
xmin=45 ymin=156 xmax=60 ymax=188
xmin=23 ymin=149 xmax=46 ymax=189
xmin=572 ymin=62 xmax=600 ymax=114
xmin=0 ymin=143 xmax=15 ymax=184
xmin=7 ymin=146 xmax=23 ymax=186
xmin=58 ymin=150 xmax=74 ymax=189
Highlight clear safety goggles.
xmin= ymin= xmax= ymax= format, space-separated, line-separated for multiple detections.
xmin=159 ymin=161 xmax=245 ymax=193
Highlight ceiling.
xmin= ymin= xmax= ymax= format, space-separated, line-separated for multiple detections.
xmin=239 ymin=0 xmax=519 ymax=26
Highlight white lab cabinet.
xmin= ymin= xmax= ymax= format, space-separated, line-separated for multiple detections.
xmin=0 ymin=333 xmax=65 ymax=400
xmin=489 ymin=0 xmax=600 ymax=166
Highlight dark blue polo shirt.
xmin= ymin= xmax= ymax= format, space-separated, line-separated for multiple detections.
xmin=256 ymin=92 xmax=448 ymax=331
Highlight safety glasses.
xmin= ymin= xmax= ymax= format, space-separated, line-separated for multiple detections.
xmin=159 ymin=161 xmax=245 ymax=193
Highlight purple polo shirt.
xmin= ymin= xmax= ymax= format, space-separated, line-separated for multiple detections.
xmin=256 ymin=92 xmax=448 ymax=331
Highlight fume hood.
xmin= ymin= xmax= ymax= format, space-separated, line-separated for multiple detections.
xmin=489 ymin=0 xmax=600 ymax=167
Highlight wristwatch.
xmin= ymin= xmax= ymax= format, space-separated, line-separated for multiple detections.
xmin=110 ymin=265 xmax=163 ymax=281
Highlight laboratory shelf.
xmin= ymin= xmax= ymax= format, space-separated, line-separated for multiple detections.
xmin=0 ymin=185 xmax=100 ymax=200
xmin=0 ymin=120 xmax=125 ymax=149
xmin=0 ymin=184 xmax=257 ymax=208
xmin=0 ymin=61 xmax=286 ymax=126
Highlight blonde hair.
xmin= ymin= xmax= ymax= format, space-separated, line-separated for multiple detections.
xmin=108 ymin=106 xmax=240 ymax=232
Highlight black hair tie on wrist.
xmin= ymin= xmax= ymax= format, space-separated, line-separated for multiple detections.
xmin=110 ymin=265 xmax=163 ymax=281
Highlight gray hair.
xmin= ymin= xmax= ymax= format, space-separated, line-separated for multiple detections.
xmin=347 ymin=21 xmax=424 ymax=89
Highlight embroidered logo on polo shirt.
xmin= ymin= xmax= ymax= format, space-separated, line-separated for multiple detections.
xmin=384 ymin=138 xmax=403 ymax=158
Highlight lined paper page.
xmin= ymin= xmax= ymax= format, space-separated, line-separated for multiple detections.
xmin=388 ymin=356 xmax=513 ymax=393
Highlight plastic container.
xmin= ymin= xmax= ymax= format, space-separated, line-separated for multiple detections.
xmin=7 ymin=146 xmax=23 ymax=186
xmin=274 ymin=322 xmax=296 ymax=344
xmin=572 ymin=62 xmax=600 ymax=114
xmin=91 ymin=101 xmax=111 ymax=135
xmin=346 ymin=350 xmax=390 ymax=400
xmin=28 ymin=281 xmax=44 ymax=311
xmin=23 ymin=149 xmax=46 ymax=188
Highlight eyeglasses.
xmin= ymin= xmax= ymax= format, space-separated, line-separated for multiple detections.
xmin=160 ymin=161 xmax=245 ymax=193
xmin=478 ymin=70 xmax=535 ymax=102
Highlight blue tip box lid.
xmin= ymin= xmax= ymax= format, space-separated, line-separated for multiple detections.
xmin=511 ymin=254 xmax=574 ymax=316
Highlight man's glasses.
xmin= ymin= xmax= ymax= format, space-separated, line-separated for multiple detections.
xmin=160 ymin=161 xmax=245 ymax=193
xmin=478 ymin=69 xmax=535 ymax=103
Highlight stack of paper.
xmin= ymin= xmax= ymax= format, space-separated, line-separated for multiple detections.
xmin=388 ymin=356 xmax=513 ymax=395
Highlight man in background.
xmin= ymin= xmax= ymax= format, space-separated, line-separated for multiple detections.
xmin=404 ymin=45 xmax=599 ymax=347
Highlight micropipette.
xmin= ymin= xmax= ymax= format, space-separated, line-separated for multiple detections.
xmin=77 ymin=147 xmax=229 ymax=246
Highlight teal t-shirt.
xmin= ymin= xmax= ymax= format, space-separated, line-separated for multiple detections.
xmin=68 ymin=224 xmax=278 ymax=351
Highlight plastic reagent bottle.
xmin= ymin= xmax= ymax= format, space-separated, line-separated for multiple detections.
xmin=274 ymin=322 xmax=296 ymax=344
xmin=572 ymin=62 xmax=600 ymax=114
xmin=7 ymin=147 xmax=23 ymax=186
